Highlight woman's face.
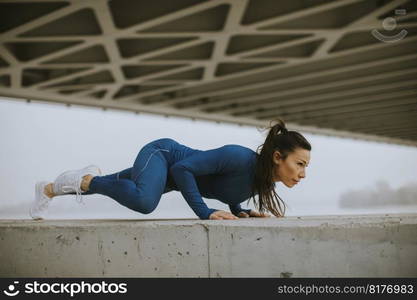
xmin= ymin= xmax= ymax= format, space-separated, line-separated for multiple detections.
xmin=272 ymin=148 xmax=310 ymax=188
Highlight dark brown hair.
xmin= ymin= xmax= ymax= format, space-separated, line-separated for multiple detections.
xmin=248 ymin=118 xmax=312 ymax=217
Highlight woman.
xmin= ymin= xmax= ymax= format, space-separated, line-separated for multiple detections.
xmin=30 ymin=118 xmax=311 ymax=220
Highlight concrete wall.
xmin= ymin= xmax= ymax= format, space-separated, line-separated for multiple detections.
xmin=0 ymin=214 xmax=416 ymax=277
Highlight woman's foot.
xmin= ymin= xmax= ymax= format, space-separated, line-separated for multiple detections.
xmin=81 ymin=175 xmax=94 ymax=192
xmin=44 ymin=183 xmax=55 ymax=198
xmin=52 ymin=165 xmax=101 ymax=204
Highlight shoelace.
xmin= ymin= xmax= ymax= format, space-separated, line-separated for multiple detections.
xmin=61 ymin=177 xmax=85 ymax=205
xmin=55 ymin=166 xmax=100 ymax=205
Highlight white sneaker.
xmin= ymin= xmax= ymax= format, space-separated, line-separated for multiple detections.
xmin=52 ymin=164 xmax=102 ymax=204
xmin=30 ymin=181 xmax=52 ymax=220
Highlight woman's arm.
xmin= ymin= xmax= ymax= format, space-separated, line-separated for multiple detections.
xmin=169 ymin=145 xmax=248 ymax=220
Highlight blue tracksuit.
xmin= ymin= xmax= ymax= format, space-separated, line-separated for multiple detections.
xmin=85 ymin=138 xmax=257 ymax=219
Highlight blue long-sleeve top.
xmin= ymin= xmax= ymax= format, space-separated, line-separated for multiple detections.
xmin=155 ymin=138 xmax=258 ymax=219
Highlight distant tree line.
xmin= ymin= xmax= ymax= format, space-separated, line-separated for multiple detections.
xmin=339 ymin=180 xmax=417 ymax=208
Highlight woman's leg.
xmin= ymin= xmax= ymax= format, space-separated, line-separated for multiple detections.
xmin=81 ymin=145 xmax=169 ymax=214
xmin=81 ymin=167 xmax=133 ymax=194
xmin=51 ymin=167 xmax=132 ymax=197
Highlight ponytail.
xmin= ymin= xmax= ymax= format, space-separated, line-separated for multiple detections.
xmin=249 ymin=118 xmax=311 ymax=217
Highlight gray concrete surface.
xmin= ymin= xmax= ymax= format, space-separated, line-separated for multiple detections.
xmin=0 ymin=214 xmax=416 ymax=277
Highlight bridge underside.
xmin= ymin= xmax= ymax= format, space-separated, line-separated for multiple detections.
xmin=0 ymin=0 xmax=416 ymax=146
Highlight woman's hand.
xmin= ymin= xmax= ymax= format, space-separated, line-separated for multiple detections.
xmin=209 ymin=210 xmax=239 ymax=220
xmin=237 ymin=210 xmax=271 ymax=218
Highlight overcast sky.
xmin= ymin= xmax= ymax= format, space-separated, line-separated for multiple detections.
xmin=1 ymin=97 xmax=416 ymax=220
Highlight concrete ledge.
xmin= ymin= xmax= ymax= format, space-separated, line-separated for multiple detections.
xmin=1 ymin=214 xmax=416 ymax=277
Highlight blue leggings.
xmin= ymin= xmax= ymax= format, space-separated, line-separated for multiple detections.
xmin=80 ymin=141 xmax=173 ymax=214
